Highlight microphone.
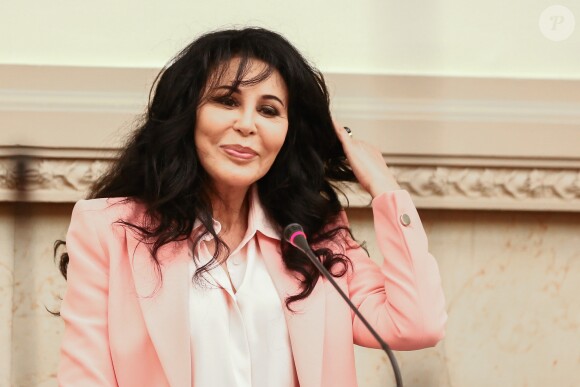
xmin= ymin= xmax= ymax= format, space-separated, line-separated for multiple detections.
xmin=284 ymin=223 xmax=403 ymax=387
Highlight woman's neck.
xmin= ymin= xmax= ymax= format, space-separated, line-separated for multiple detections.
xmin=210 ymin=185 xmax=250 ymax=233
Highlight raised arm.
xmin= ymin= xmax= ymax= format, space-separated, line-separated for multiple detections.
xmin=330 ymin=120 xmax=446 ymax=349
xmin=346 ymin=190 xmax=447 ymax=350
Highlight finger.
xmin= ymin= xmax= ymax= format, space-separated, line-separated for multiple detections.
xmin=331 ymin=118 xmax=350 ymax=143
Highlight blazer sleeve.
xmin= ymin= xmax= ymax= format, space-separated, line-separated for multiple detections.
xmin=58 ymin=200 xmax=118 ymax=386
xmin=345 ymin=189 xmax=447 ymax=350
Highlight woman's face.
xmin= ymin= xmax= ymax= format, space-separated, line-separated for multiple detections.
xmin=195 ymin=59 xmax=289 ymax=193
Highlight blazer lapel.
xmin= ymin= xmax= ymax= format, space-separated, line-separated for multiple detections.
xmin=128 ymin=236 xmax=192 ymax=387
xmin=259 ymin=235 xmax=326 ymax=387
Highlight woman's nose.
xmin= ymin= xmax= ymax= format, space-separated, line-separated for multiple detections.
xmin=232 ymin=109 xmax=257 ymax=136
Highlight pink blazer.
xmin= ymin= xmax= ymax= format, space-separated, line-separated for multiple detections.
xmin=58 ymin=190 xmax=447 ymax=387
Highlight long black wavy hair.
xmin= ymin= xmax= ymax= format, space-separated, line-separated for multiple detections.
xmin=56 ymin=27 xmax=359 ymax=310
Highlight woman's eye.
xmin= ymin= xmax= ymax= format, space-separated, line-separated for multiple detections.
xmin=260 ymin=106 xmax=279 ymax=117
xmin=213 ymin=96 xmax=237 ymax=107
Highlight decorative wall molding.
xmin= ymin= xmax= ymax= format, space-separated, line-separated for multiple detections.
xmin=0 ymin=88 xmax=146 ymax=113
xmin=1 ymin=149 xmax=579 ymax=211
xmin=1 ymin=65 xmax=579 ymax=210
xmin=331 ymin=97 xmax=580 ymax=126
xmin=340 ymin=165 xmax=580 ymax=212
xmin=0 ymin=156 xmax=110 ymax=202
xmin=2 ymin=89 xmax=579 ymax=125
xmin=2 ymin=65 xmax=580 ymax=158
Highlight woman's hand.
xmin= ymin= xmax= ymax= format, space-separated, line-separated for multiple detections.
xmin=332 ymin=119 xmax=401 ymax=198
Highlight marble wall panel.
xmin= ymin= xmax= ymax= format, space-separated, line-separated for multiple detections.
xmin=347 ymin=208 xmax=580 ymax=387
xmin=11 ymin=204 xmax=70 ymax=387
xmin=0 ymin=204 xmax=15 ymax=387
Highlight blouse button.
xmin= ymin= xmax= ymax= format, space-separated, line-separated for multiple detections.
xmin=399 ymin=213 xmax=411 ymax=226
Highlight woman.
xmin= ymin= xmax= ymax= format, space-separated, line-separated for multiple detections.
xmin=57 ymin=27 xmax=447 ymax=387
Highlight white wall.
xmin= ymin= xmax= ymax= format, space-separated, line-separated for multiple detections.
xmin=1 ymin=0 xmax=579 ymax=78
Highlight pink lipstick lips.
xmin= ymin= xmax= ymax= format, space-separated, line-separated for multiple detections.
xmin=220 ymin=144 xmax=258 ymax=160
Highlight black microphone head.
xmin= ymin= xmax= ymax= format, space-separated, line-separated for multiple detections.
xmin=283 ymin=223 xmax=312 ymax=254
xmin=283 ymin=223 xmax=304 ymax=245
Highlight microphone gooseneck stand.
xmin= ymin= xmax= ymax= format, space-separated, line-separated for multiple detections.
xmin=283 ymin=223 xmax=403 ymax=387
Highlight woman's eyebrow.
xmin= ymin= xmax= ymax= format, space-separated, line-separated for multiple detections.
xmin=213 ymin=85 xmax=286 ymax=107
xmin=262 ymin=95 xmax=286 ymax=107
xmin=214 ymin=85 xmax=238 ymax=93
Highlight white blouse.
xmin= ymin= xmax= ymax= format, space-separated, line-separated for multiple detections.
xmin=188 ymin=189 xmax=299 ymax=387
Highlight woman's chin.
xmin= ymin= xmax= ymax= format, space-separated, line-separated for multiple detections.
xmin=211 ymin=175 xmax=260 ymax=192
